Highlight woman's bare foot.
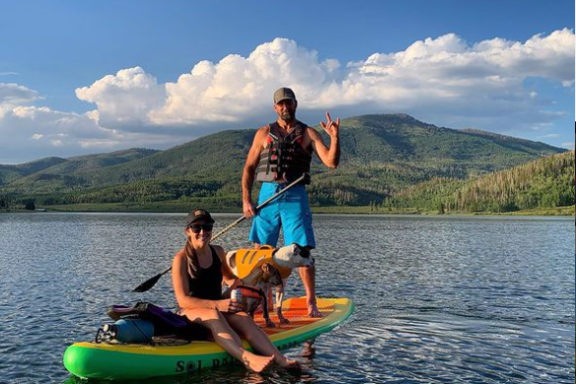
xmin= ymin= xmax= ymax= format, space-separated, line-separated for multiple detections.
xmin=308 ymin=304 xmax=322 ymax=318
xmin=277 ymin=356 xmax=302 ymax=370
xmin=242 ymin=351 xmax=274 ymax=372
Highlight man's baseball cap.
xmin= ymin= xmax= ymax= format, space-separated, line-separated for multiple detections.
xmin=273 ymin=87 xmax=297 ymax=104
xmin=186 ymin=209 xmax=215 ymax=227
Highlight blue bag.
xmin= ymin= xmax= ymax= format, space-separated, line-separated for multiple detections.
xmin=95 ymin=301 xmax=202 ymax=344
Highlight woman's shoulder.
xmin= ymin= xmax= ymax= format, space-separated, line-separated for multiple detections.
xmin=210 ymin=244 xmax=226 ymax=259
xmin=172 ymin=249 xmax=188 ymax=264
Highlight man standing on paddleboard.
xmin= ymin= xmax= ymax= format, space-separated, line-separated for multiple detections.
xmin=242 ymin=87 xmax=341 ymax=318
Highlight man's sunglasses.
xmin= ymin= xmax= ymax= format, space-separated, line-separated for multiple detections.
xmin=188 ymin=223 xmax=214 ymax=233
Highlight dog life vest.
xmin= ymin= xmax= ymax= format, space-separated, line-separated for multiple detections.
xmin=233 ymin=245 xmax=292 ymax=280
xmin=255 ymin=121 xmax=312 ymax=184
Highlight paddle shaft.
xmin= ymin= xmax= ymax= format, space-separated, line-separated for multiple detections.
xmin=133 ymin=173 xmax=307 ymax=291
xmin=210 ymin=173 xmax=307 ymax=243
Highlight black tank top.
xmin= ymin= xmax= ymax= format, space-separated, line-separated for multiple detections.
xmin=186 ymin=245 xmax=222 ymax=300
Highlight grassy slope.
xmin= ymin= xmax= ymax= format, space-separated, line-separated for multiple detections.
xmin=0 ymin=114 xmax=566 ymax=212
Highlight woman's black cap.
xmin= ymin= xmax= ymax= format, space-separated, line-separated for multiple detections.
xmin=186 ymin=209 xmax=215 ymax=227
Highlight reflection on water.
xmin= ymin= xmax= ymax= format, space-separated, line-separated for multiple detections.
xmin=0 ymin=213 xmax=574 ymax=384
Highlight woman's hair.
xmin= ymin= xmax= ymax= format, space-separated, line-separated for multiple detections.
xmin=182 ymin=209 xmax=215 ymax=278
xmin=183 ymin=232 xmax=199 ymax=278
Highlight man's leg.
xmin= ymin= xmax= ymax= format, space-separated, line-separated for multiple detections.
xmin=298 ymin=264 xmax=322 ymax=317
xmin=249 ymin=183 xmax=281 ymax=247
xmin=281 ymin=185 xmax=321 ymax=318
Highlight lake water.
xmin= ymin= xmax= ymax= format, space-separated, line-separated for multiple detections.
xmin=0 ymin=212 xmax=574 ymax=384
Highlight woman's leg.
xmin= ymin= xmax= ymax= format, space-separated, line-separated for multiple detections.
xmin=181 ymin=308 xmax=274 ymax=372
xmin=223 ymin=312 xmax=300 ymax=369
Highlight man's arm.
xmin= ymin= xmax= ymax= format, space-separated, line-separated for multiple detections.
xmin=242 ymin=127 xmax=267 ymax=218
xmin=309 ymin=112 xmax=340 ymax=169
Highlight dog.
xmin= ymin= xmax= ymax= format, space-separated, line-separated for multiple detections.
xmin=225 ymin=243 xmax=313 ymax=327
xmin=223 ymin=262 xmax=284 ymax=327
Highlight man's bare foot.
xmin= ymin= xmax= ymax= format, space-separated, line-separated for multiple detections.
xmin=307 ymin=304 xmax=322 ymax=318
xmin=242 ymin=352 xmax=274 ymax=372
xmin=277 ymin=356 xmax=302 ymax=370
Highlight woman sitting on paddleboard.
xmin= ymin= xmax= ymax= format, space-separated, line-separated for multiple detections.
xmin=172 ymin=209 xmax=300 ymax=373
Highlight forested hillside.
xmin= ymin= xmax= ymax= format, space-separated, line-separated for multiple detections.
xmin=391 ymin=151 xmax=575 ymax=213
xmin=0 ymin=114 xmax=568 ymax=212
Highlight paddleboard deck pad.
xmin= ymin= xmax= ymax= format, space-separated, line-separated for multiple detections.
xmin=63 ymin=297 xmax=354 ymax=380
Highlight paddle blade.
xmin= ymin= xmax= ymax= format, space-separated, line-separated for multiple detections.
xmin=133 ymin=273 xmax=163 ymax=293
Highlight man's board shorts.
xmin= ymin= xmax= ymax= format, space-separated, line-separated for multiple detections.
xmin=249 ymin=182 xmax=316 ymax=249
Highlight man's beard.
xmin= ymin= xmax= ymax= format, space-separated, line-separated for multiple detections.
xmin=280 ymin=112 xmax=295 ymax=122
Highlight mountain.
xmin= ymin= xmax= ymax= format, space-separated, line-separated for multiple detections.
xmin=391 ymin=150 xmax=575 ymax=213
xmin=0 ymin=157 xmax=67 ymax=186
xmin=338 ymin=114 xmax=557 ymax=167
xmin=3 ymin=148 xmax=159 ymax=193
xmin=308 ymin=114 xmax=564 ymax=205
xmin=0 ymin=114 xmax=566 ymax=208
xmin=41 ymin=148 xmax=160 ymax=174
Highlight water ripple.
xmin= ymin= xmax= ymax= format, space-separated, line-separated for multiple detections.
xmin=0 ymin=213 xmax=574 ymax=384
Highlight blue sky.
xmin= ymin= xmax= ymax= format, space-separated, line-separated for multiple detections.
xmin=0 ymin=0 xmax=574 ymax=163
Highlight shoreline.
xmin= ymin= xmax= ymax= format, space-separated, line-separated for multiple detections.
xmin=2 ymin=204 xmax=574 ymax=217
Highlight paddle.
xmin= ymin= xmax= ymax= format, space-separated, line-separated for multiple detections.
xmin=132 ymin=173 xmax=308 ymax=293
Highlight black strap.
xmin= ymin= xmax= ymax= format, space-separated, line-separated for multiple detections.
xmin=238 ymin=285 xmax=266 ymax=297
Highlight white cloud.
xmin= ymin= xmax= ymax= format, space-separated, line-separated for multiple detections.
xmin=137 ymin=38 xmax=338 ymax=125
xmin=337 ymin=29 xmax=574 ymax=124
xmin=74 ymin=30 xmax=574 ymax=136
xmin=0 ymin=83 xmax=41 ymax=119
xmin=0 ymin=100 xmax=126 ymax=161
xmin=0 ymin=29 xmax=574 ymax=163
xmin=75 ymin=67 xmax=166 ymax=128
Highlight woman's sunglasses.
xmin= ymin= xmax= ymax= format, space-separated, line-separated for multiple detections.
xmin=188 ymin=223 xmax=214 ymax=234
